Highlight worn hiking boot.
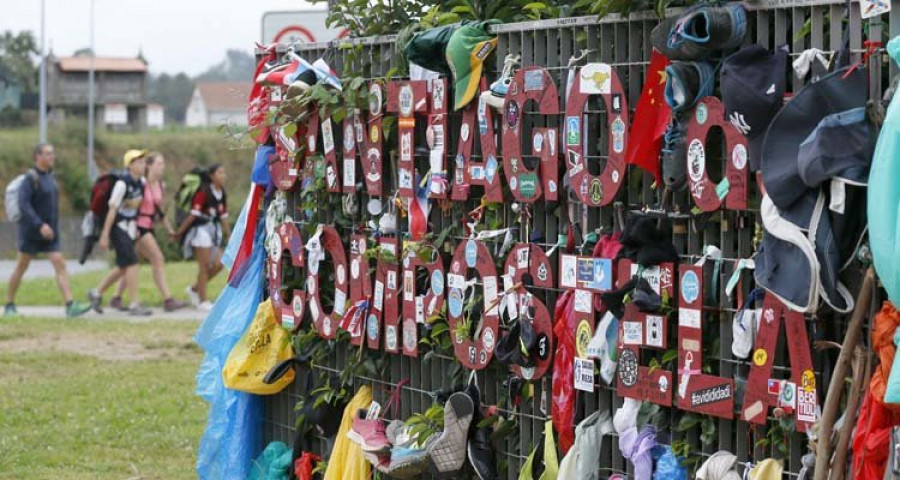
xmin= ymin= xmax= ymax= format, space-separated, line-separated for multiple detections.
xmin=348 ymin=411 xmax=392 ymax=453
xmin=163 ymin=298 xmax=188 ymax=312
xmin=467 ymin=425 xmax=497 ymax=480
xmin=88 ymin=289 xmax=103 ymax=314
xmin=482 ymin=54 xmax=521 ymax=110
xmin=651 ymin=3 xmax=747 ymax=61
xmin=664 ymin=61 xmax=715 ymax=113
xmin=65 ymin=300 xmax=92 ymax=318
xmin=109 ymin=296 xmax=129 ymax=312
xmin=426 ymin=392 xmax=475 ymax=475
xmin=661 ymin=119 xmax=688 ymax=191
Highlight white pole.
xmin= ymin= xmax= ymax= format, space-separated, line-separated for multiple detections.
xmin=87 ymin=0 xmax=97 ymax=180
xmin=38 ymin=0 xmax=47 ymax=143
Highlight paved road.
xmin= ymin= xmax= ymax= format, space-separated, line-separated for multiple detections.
xmin=0 ymin=259 xmax=106 ymax=280
xmin=9 ymin=305 xmax=207 ymax=322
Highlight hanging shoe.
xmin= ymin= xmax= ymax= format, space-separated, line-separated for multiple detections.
xmin=664 ymin=61 xmax=715 ymax=114
xmin=481 ymin=54 xmax=520 ymax=110
xmin=661 ymin=120 xmax=688 ymax=191
xmin=467 ymin=424 xmax=497 ymax=480
xmin=348 ymin=410 xmax=392 ymax=453
xmin=651 ymin=3 xmax=748 ymax=61
xmin=426 ymin=392 xmax=475 ymax=475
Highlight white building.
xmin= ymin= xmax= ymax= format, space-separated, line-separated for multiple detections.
xmin=147 ymin=103 xmax=165 ymax=128
xmin=185 ymin=82 xmax=251 ymax=128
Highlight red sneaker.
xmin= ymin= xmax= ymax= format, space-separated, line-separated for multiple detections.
xmin=347 ymin=410 xmax=391 ymax=453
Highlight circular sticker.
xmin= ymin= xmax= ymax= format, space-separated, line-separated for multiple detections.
xmin=696 ymin=102 xmax=708 ymax=125
xmin=367 ymin=199 xmax=382 ymax=216
xmin=687 ymin=139 xmax=706 ymax=183
xmin=612 ymin=170 xmax=620 ymax=184
xmin=764 ymin=308 xmax=775 ymax=323
xmin=732 ymin=143 xmax=748 ymax=170
xmin=323 ymin=316 xmax=332 ymax=335
xmin=367 ymin=314 xmax=378 ymax=341
xmin=681 ymin=270 xmax=700 ymax=303
xmin=575 ymin=319 xmax=592 ymax=358
xmin=537 ymin=263 xmax=548 ymax=282
xmin=403 ymin=320 xmax=416 ymax=351
xmin=351 ymin=259 xmax=360 ymax=279
xmin=509 ymin=176 xmax=518 ymax=191
xmin=802 ymin=369 xmax=816 ymax=392
xmin=448 ymin=288 xmax=463 ymax=317
xmin=465 ymin=240 xmax=478 ymax=268
xmin=292 ymin=295 xmax=304 ymax=317
xmin=618 ymin=349 xmax=638 ymax=387
xmin=753 ymin=348 xmax=768 ymax=366
xmin=307 ymin=276 xmax=316 ymax=295
xmin=461 ymin=123 xmax=470 ymax=142
xmin=505 ymin=100 xmax=520 ymax=128
xmin=386 ymin=325 xmax=397 ymax=350
xmin=482 ymin=327 xmax=495 ymax=351
xmin=336 ymin=265 xmax=346 ymax=284
xmin=431 ymin=270 xmax=444 ymax=296
xmin=659 ymin=375 xmax=669 ymax=393
xmin=533 ymin=132 xmax=543 ymax=152
xmin=399 ymin=85 xmax=413 ymax=117
xmin=369 ymin=84 xmax=383 ymax=115
xmin=369 ymin=124 xmax=380 ymax=143
xmin=590 ymin=179 xmax=603 ymax=204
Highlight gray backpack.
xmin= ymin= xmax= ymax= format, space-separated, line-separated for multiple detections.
xmin=4 ymin=169 xmax=37 ymax=222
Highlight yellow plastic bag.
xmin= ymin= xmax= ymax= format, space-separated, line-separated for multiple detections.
xmin=223 ymin=299 xmax=294 ymax=394
xmin=324 ymin=385 xmax=372 ymax=480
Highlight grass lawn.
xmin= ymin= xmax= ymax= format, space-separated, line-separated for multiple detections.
xmin=0 ymin=316 xmax=206 ymax=479
xmin=0 ymin=261 xmax=226 ymax=308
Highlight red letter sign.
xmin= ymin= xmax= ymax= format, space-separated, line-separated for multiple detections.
xmin=564 ymin=63 xmax=629 ymax=207
xmin=501 ymin=66 xmax=560 ymax=203
xmin=400 ymin=242 xmax=445 ymax=357
xmin=451 ymin=78 xmax=502 ymax=202
xmin=685 ymin=96 xmax=748 ymax=211
xmin=370 ymin=237 xmax=400 ymax=351
xmin=502 ymin=243 xmax=555 ymax=380
xmin=267 ymin=221 xmax=305 ymax=331
xmin=448 ymin=239 xmax=500 ymax=370
xmin=362 ymin=82 xmax=385 ymax=196
xmin=387 ymin=80 xmax=429 ymax=198
xmin=347 ymin=234 xmax=373 ymax=346
xmin=676 ymin=265 xmax=734 ymax=418
xmin=307 ymin=225 xmax=349 ymax=340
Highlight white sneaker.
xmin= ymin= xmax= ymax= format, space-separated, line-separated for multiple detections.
xmin=198 ymin=301 xmax=214 ymax=312
xmin=186 ymin=286 xmax=200 ymax=308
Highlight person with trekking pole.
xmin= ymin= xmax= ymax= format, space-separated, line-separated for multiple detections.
xmin=173 ymin=163 xmax=230 ymax=311
xmin=4 ymin=143 xmax=92 ymax=318
xmin=87 ymin=150 xmax=153 ymax=316
xmin=106 ymin=152 xmax=187 ymax=312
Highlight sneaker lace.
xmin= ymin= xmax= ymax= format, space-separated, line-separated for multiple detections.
xmin=661 ymin=122 xmax=680 ymax=153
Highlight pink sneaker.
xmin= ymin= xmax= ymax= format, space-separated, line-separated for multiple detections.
xmin=347 ymin=410 xmax=391 ymax=453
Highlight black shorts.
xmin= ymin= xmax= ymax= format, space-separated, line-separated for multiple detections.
xmin=138 ymin=227 xmax=155 ymax=238
xmin=110 ymin=227 xmax=138 ymax=268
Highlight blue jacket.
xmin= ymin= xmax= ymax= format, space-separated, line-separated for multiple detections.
xmin=18 ymin=167 xmax=59 ymax=244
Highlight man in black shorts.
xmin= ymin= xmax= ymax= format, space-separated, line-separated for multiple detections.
xmin=4 ymin=144 xmax=92 ymax=317
xmin=87 ymin=150 xmax=152 ymax=316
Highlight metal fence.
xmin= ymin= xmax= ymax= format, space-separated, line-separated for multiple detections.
xmin=262 ymin=1 xmax=899 ymax=477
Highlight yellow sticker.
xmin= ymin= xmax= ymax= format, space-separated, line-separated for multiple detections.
xmin=575 ymin=319 xmax=592 ymax=358
xmin=370 ymin=124 xmax=380 ymax=143
xmin=801 ymin=369 xmax=816 ymax=392
xmin=752 ymin=349 xmax=768 ymax=367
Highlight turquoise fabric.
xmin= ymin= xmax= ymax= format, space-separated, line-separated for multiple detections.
xmin=247 ymin=441 xmax=293 ymax=480
xmin=868 ymin=35 xmax=900 ymax=305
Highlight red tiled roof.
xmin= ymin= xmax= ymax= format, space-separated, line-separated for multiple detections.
xmin=196 ymin=82 xmax=251 ymax=111
xmin=58 ymin=56 xmax=148 ymax=73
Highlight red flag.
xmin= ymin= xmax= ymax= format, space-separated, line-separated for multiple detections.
xmin=625 ymin=50 xmax=671 ymax=183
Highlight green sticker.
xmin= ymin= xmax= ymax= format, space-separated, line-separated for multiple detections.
xmin=715 ymin=177 xmax=730 ymax=200
xmin=696 ymin=103 xmax=708 ymax=125
xmin=519 ymin=173 xmax=538 ymax=198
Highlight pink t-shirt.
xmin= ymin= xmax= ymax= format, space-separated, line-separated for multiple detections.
xmin=136 ymin=181 xmax=163 ymax=229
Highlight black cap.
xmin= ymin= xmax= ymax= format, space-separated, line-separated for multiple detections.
xmin=721 ymin=44 xmax=788 ymax=172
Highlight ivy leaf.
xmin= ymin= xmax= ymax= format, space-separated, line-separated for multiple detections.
xmin=675 ymin=412 xmax=700 ymax=432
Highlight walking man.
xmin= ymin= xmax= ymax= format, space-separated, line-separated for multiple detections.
xmin=5 ymin=144 xmax=92 ymax=317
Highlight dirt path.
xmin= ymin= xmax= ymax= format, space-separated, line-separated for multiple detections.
xmin=0 ymin=327 xmax=199 ymax=361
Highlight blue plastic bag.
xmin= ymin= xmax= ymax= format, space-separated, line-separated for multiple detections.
xmin=220 ymin=188 xmax=253 ymax=272
xmin=251 ymin=145 xmax=274 ymax=188
xmin=195 ymin=227 xmax=266 ymax=480
xmin=652 ymin=446 xmax=687 ymax=480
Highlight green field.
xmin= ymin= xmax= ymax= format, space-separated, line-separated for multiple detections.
xmin=0 ymin=123 xmax=255 ymax=216
xmin=0 ymin=316 xmax=205 ymax=479
xmin=0 ymin=261 xmax=226 ymax=307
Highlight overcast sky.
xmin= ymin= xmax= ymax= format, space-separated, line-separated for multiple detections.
xmin=3 ymin=0 xmax=323 ymax=75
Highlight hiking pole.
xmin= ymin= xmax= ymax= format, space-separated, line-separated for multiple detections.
xmin=813 ymin=266 xmax=876 ymax=480
xmin=829 ymin=345 xmax=868 ymax=480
